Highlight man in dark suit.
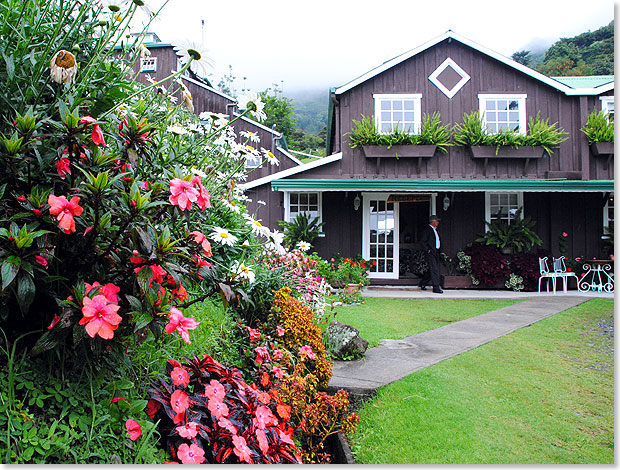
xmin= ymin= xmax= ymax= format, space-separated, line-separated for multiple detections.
xmin=419 ymin=215 xmax=443 ymax=293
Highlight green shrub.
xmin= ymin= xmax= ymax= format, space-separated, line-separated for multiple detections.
xmin=581 ymin=110 xmax=614 ymax=143
xmin=278 ymin=212 xmax=324 ymax=249
xmin=475 ymin=208 xmax=542 ymax=253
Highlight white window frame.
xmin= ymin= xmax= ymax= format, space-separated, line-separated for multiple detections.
xmin=428 ymin=57 xmax=471 ymax=98
xmin=603 ymin=193 xmax=614 ymax=231
xmin=600 ymin=96 xmax=614 ymax=120
xmin=485 ymin=192 xmax=524 ymax=227
xmin=478 ymin=94 xmax=527 ymax=134
xmin=284 ymin=191 xmax=323 ymax=224
xmin=373 ymin=94 xmax=422 ymax=134
xmin=140 ymin=57 xmax=157 ymax=72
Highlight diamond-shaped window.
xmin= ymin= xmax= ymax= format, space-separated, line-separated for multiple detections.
xmin=428 ymin=58 xmax=470 ymax=99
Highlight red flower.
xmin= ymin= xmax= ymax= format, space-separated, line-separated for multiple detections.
xmin=145 ymin=399 xmax=161 ymax=418
xmin=562 ymin=232 xmax=568 ymax=237
xmin=47 ymin=314 xmax=60 ymax=330
xmin=253 ymin=405 xmax=276 ymax=429
xmin=232 ymin=435 xmax=253 ymax=463
xmin=254 ymin=346 xmax=270 ymax=365
xmin=79 ymin=295 xmax=122 ymax=339
xmin=276 ymin=403 xmax=291 ymax=421
xmin=170 ymin=389 xmax=189 ymax=414
xmin=31 ymin=208 xmax=42 ymax=217
xmin=34 ymin=255 xmax=48 ymax=267
xmin=205 ymin=379 xmax=225 ymax=402
xmin=125 ymin=418 xmax=142 ymax=441
xmin=256 ymin=428 xmax=269 ymax=454
xmin=169 ymin=178 xmax=199 ymax=211
xmin=190 ymin=230 xmax=213 ymax=257
xmin=299 ymin=345 xmax=316 ymax=360
xmin=85 ymin=281 xmax=120 ymax=303
xmin=175 ymin=421 xmax=199 ymax=439
xmin=56 ymin=157 xmax=71 ymax=178
xmin=275 ymin=326 xmax=285 ymax=337
xmin=165 ymin=307 xmax=199 ymax=344
xmin=48 ymin=194 xmax=83 ymax=234
xmin=271 ymin=366 xmax=284 ymax=379
xmin=207 ymin=398 xmax=229 ymax=419
xmin=177 ymin=443 xmax=205 ymax=465
xmin=192 ymin=175 xmax=211 ymax=210
xmin=192 ymin=254 xmax=211 ymax=269
xmin=171 ymin=283 xmax=188 ymax=302
xmin=567 ymin=267 xmax=572 ymax=272
xmin=218 ymin=417 xmax=237 ymax=434
xmin=79 ymin=116 xmax=106 ymax=147
xmin=246 ymin=326 xmax=260 ymax=344
xmin=149 ymin=264 xmax=166 ymax=285
xmin=171 ymin=366 xmax=190 ymax=387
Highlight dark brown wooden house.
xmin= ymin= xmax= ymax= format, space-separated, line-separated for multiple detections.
xmin=119 ymin=33 xmax=303 ymax=179
xmin=243 ymin=31 xmax=614 ymax=283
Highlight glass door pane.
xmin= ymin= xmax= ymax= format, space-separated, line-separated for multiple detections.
xmin=365 ymin=196 xmax=398 ymax=278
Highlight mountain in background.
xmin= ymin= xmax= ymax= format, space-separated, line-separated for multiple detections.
xmin=512 ymin=21 xmax=614 ymax=76
xmin=286 ymin=88 xmax=329 ymax=136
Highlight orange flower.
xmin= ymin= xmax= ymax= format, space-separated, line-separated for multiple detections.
xmin=47 ymin=194 xmax=83 ymax=234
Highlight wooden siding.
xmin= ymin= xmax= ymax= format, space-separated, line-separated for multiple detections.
xmin=329 ymin=39 xmax=613 ymax=180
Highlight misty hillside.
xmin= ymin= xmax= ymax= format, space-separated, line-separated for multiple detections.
xmin=286 ymin=89 xmax=329 ymax=135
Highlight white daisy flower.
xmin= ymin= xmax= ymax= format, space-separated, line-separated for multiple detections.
xmin=103 ymin=0 xmax=129 ymax=13
xmin=173 ymin=40 xmax=213 ymax=77
xmin=234 ymin=262 xmax=256 ymax=284
xmin=269 ymin=229 xmax=285 ymax=246
xmin=240 ymin=130 xmax=260 ymax=143
xmin=219 ymin=198 xmax=241 ymax=214
xmin=297 ymin=241 xmax=311 ymax=252
xmin=257 ymin=200 xmax=266 ymax=206
xmin=210 ymin=227 xmax=237 ymax=246
xmin=138 ymin=42 xmax=150 ymax=58
xmin=246 ymin=216 xmax=270 ymax=237
xmin=242 ymin=240 xmax=250 ymax=247
xmin=167 ymin=125 xmax=188 ymax=135
xmin=236 ymin=92 xmax=266 ymax=122
xmin=261 ymin=148 xmax=279 ymax=166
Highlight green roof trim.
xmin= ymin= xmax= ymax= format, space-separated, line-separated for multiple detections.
xmin=552 ymin=75 xmax=614 ymax=89
xmin=271 ymin=179 xmax=614 ymax=192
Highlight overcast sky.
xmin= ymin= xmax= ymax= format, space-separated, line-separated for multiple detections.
xmin=139 ymin=0 xmax=615 ymax=94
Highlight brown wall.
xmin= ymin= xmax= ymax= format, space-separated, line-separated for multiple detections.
xmin=329 ymin=39 xmax=613 ymax=180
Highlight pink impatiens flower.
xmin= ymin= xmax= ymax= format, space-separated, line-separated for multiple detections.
xmin=125 ymin=418 xmax=142 ymax=441
xmin=85 ymin=281 xmax=120 ymax=303
xmin=165 ymin=307 xmax=199 ymax=344
xmin=271 ymin=366 xmax=284 ymax=379
xmin=176 ymin=421 xmax=199 ymax=439
xmin=79 ymin=116 xmax=106 ymax=147
xmin=177 ymin=443 xmax=205 ymax=465
xmin=171 ymin=366 xmax=190 ymax=387
xmin=205 ymin=379 xmax=225 ymax=402
xmin=276 ymin=326 xmax=285 ymax=337
xmin=190 ymin=230 xmax=213 ymax=257
xmin=254 ymin=346 xmax=270 ymax=365
xmin=207 ymin=398 xmax=229 ymax=419
xmin=192 ymin=175 xmax=212 ymax=210
xmin=56 ymin=157 xmax=71 ymax=179
xmin=170 ymin=389 xmax=189 ymax=414
xmin=169 ymin=178 xmax=199 ymax=211
xmin=232 ymin=435 xmax=253 ymax=463
xmin=273 ymin=349 xmax=282 ymax=360
xmin=246 ymin=326 xmax=260 ymax=344
xmin=47 ymin=194 xmax=83 ymax=234
xmin=299 ymin=345 xmax=316 ymax=360
xmin=562 ymin=232 xmax=568 ymax=237
xmin=253 ymin=405 xmax=276 ymax=430
xmin=79 ymin=295 xmax=122 ymax=339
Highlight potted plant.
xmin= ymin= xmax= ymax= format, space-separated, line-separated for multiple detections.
xmin=581 ymin=110 xmax=614 ymax=156
xmin=475 ymin=208 xmax=542 ymax=254
xmin=348 ymin=112 xmax=451 ymax=162
xmin=452 ymin=112 xmax=567 ymax=174
xmin=440 ymin=252 xmax=474 ymax=288
xmin=278 ymin=213 xmax=325 ymax=250
xmin=327 ymin=256 xmax=372 ymax=292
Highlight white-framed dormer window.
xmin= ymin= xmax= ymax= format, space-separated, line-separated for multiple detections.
xmin=485 ymin=192 xmax=524 ymax=226
xmin=600 ymin=96 xmax=614 ymax=121
xmin=245 ymin=153 xmax=261 ymax=169
xmin=478 ymin=94 xmax=527 ymax=133
xmin=603 ymin=193 xmax=614 ymax=231
xmin=373 ymin=94 xmax=422 ymax=134
xmin=140 ymin=57 xmax=157 ymax=72
xmin=284 ymin=192 xmax=322 ymax=223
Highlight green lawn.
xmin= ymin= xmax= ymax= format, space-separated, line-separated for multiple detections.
xmin=348 ymin=298 xmax=614 ymax=464
xmin=333 ymin=298 xmax=524 ymax=347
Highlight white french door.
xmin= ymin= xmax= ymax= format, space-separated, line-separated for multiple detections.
xmin=362 ymin=193 xmax=399 ymax=279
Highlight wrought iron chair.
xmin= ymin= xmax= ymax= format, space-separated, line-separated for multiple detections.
xmin=538 ymin=257 xmax=560 ymax=293
xmin=552 ymin=256 xmax=579 ymax=292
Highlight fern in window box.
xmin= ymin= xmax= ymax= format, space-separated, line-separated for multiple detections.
xmin=581 ymin=110 xmax=614 ymax=144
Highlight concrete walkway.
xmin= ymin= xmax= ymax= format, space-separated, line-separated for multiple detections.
xmin=328 ymin=295 xmax=595 ymax=395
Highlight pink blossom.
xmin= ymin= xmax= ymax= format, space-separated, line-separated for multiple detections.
xmin=176 ymin=421 xmax=199 ymax=439
xmin=47 ymin=194 xmax=83 ymax=234
xmin=276 ymin=326 xmax=285 ymax=337
xmin=271 ymin=366 xmax=284 ymax=379
xmin=253 ymin=405 xmax=276 ymax=429
xmin=47 ymin=314 xmax=61 ymax=330
xmin=79 ymin=295 xmax=122 ymax=339
xmin=171 ymin=366 xmax=190 ymax=387
xmin=205 ymin=379 xmax=225 ymax=402
xmin=165 ymin=307 xmax=199 ymax=344
xmin=207 ymin=398 xmax=229 ymax=419
xmin=85 ymin=281 xmax=120 ymax=303
xmin=254 ymin=346 xmax=271 ymax=365
xmin=246 ymin=326 xmax=260 ymax=344
xmin=218 ymin=417 xmax=237 ymax=434
xmin=192 ymin=175 xmax=211 ymax=210
xmin=125 ymin=418 xmax=142 ymax=441
xmin=177 ymin=443 xmax=205 ymax=465
xmin=56 ymin=157 xmax=71 ymax=178
xmin=232 ymin=435 xmax=253 ymax=463
xmin=190 ymin=230 xmax=213 ymax=257
xmin=562 ymin=232 xmax=568 ymax=237
xmin=34 ymin=255 xmax=48 ymax=267
xmin=169 ymin=178 xmax=199 ymax=211
xmin=299 ymin=345 xmax=316 ymax=360
xmin=79 ymin=116 xmax=106 ymax=147
xmin=256 ymin=428 xmax=269 ymax=454
xmin=273 ymin=349 xmax=282 ymax=360
xmin=170 ymin=389 xmax=189 ymax=414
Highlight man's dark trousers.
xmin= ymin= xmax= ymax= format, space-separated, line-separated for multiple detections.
xmin=421 ymin=248 xmax=440 ymax=288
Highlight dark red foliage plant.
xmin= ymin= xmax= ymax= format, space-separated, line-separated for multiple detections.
xmin=509 ymin=252 xmax=540 ymax=291
xmin=464 ymin=243 xmax=510 ymax=286
xmin=146 ymin=354 xmax=301 ymax=464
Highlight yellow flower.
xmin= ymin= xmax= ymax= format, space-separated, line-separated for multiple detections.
xmin=50 ymin=50 xmax=78 ymax=85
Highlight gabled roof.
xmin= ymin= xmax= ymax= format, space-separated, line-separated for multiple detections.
xmin=333 ymin=30 xmax=613 ymax=97
xmin=552 ymin=75 xmax=614 ymax=90
xmin=241 ymin=152 xmax=342 ymax=190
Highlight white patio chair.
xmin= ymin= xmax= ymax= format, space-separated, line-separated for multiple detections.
xmin=538 ymin=257 xmax=560 ymax=293
xmin=552 ymin=256 xmax=579 ymax=292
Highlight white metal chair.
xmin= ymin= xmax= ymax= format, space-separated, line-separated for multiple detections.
xmin=552 ymin=256 xmax=579 ymax=292
xmin=538 ymin=257 xmax=560 ymax=293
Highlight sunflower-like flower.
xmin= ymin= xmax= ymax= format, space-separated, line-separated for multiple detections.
xmin=173 ymin=40 xmax=213 ymax=77
xmin=50 ymin=50 xmax=78 ymax=85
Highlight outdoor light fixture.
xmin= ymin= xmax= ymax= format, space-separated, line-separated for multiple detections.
xmin=443 ymin=194 xmax=450 ymax=211
xmin=354 ymin=194 xmax=361 ymax=211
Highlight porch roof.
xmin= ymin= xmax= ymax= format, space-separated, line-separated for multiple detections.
xmin=270 ymin=179 xmax=614 ymax=192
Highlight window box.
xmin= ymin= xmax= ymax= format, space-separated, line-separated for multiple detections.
xmin=590 ymin=141 xmax=614 ymax=156
xmin=469 ymin=145 xmax=545 ymax=176
xmin=362 ymin=145 xmax=437 ymax=172
xmin=442 ymin=275 xmax=474 ymax=289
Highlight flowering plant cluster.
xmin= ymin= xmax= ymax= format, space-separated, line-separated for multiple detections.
xmin=146 ymin=355 xmax=301 ymax=464
xmin=463 ymin=243 xmax=510 ymax=286
xmin=324 ymin=255 xmax=373 ymax=287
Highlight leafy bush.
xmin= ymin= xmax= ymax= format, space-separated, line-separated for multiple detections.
xmin=278 ymin=213 xmax=324 ymax=250
xmin=476 ymin=208 xmax=542 ymax=253
xmin=453 ymin=111 xmax=567 ymax=156
xmin=146 ymin=354 xmax=301 ymax=464
xmin=463 ymin=243 xmax=510 ymax=286
xmin=269 ymin=288 xmax=332 ymax=388
xmin=323 ymin=255 xmax=373 ymax=287
xmin=348 ymin=113 xmax=451 ymax=152
xmin=581 ymin=110 xmax=614 ymax=143
xmin=509 ymin=252 xmax=540 ymax=291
